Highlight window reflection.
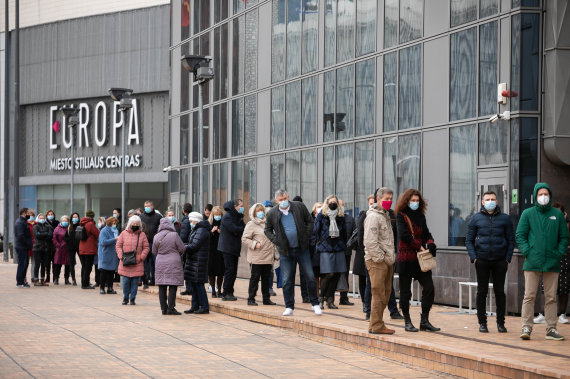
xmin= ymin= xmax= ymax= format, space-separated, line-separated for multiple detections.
xmin=356 ymin=58 xmax=375 ymax=136
xmin=336 ymin=143 xmax=355 ymax=214
xmin=213 ymin=103 xmax=228 ymax=159
xmin=301 ymin=150 xmax=317 ymax=208
xmin=337 ymin=0 xmax=355 ymax=63
xmin=214 ymin=0 xmax=229 ymax=24
xmin=323 ymin=147 xmax=335 ymax=197
xmin=272 ymin=0 xmax=286 ymax=82
xmin=336 ymin=65 xmax=354 ymax=139
xmin=245 ymin=10 xmax=258 ymax=92
xmin=324 ymin=0 xmax=336 ymax=66
xmin=384 ymin=0 xmax=398 ymax=48
xmin=449 ymin=125 xmax=477 ymax=247
xmin=397 ymin=133 xmax=420 ymax=196
xmin=245 ymin=159 xmax=256 ymax=212
xmin=245 ymin=95 xmax=257 ymax=155
xmin=451 ymin=0 xmax=477 ymax=28
xmin=180 ymin=116 xmax=190 ymax=165
xmin=231 ymin=160 xmax=244 ymax=201
xmin=194 ymin=0 xmax=210 ymax=34
xmin=181 ymin=44 xmax=190 ymax=112
xmin=323 ymin=71 xmax=336 ymax=142
xmin=382 ymin=137 xmax=397 ymax=197
xmin=270 ymin=154 xmax=285 ymax=196
xmin=287 ymin=0 xmax=302 ymax=78
xmin=213 ymin=24 xmax=229 ymax=102
xmin=192 ymin=110 xmax=210 ymax=162
xmin=479 ymin=21 xmax=498 ymax=116
xmin=302 ymin=76 xmax=317 ymax=145
xmin=480 ymin=0 xmax=498 ymax=18
xmin=302 ymin=0 xmax=319 ymax=73
xmin=286 ymin=81 xmax=302 ymax=147
xmin=511 ymin=13 xmax=539 ymax=111
xmin=479 ymin=121 xmax=508 ymax=165
xmin=286 ymin=151 xmax=301 ymax=197
xmin=383 ymin=53 xmax=397 ymax=132
xmin=355 ymin=141 xmax=374 ymax=214
xmin=356 ymin=0 xmax=376 ymax=56
xmin=399 ymin=44 xmax=422 ymax=129
xmin=399 ymin=0 xmax=423 ymax=44
xmin=450 ymin=27 xmax=477 ymax=121
xmin=233 ymin=15 xmax=245 ymax=95
xmin=271 ymin=86 xmax=285 ymax=150
xmin=232 ymin=97 xmax=245 ymax=156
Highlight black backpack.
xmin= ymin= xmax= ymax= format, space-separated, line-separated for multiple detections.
xmin=75 ymin=225 xmax=88 ymax=241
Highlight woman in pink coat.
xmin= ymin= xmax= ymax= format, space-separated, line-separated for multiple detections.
xmin=116 ymin=215 xmax=150 ymax=305
xmin=52 ymin=215 xmax=71 ymax=285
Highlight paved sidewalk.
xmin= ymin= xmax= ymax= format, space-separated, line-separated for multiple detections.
xmin=0 ymin=263 xmax=453 ymax=378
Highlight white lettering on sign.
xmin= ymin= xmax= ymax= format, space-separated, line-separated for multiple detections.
xmin=94 ymin=101 xmax=107 ymax=147
xmin=49 ymin=154 xmax=143 ymax=171
xmin=49 ymin=106 xmax=58 ymax=150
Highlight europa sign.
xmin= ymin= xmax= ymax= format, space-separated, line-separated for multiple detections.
xmin=48 ymin=100 xmax=143 ymax=171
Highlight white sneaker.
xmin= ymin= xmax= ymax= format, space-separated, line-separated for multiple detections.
xmin=282 ymin=308 xmax=293 ymax=316
xmin=313 ymin=305 xmax=322 ymax=315
xmin=559 ymin=314 xmax=569 ymax=324
xmin=533 ymin=313 xmax=546 ymax=324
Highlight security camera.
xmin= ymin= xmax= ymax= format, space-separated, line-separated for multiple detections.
xmin=60 ymin=106 xmax=80 ymax=126
xmin=181 ymin=55 xmax=212 ymax=75
xmin=163 ymin=166 xmax=172 ymax=172
xmin=489 ymin=114 xmax=500 ymax=123
xmin=196 ymin=66 xmax=214 ymax=81
xmin=108 ymin=88 xmax=134 ymax=101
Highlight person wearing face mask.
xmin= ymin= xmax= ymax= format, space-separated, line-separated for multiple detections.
xmin=165 ymin=210 xmax=181 ymax=234
xmin=517 ymin=183 xmax=569 ymax=341
xmin=183 ymin=212 xmax=211 ymax=314
xmin=263 ymin=200 xmax=278 ymax=297
xmin=466 ymin=191 xmax=515 ymax=334
xmin=97 ymin=217 xmax=121 ymax=294
xmin=207 ymin=206 xmax=225 ymax=298
xmin=45 ymin=210 xmax=59 ymax=284
xmin=314 ymin=195 xmax=347 ymax=310
xmin=140 ymin=200 xmax=163 ymax=289
xmin=78 ymin=210 xmax=100 ymax=289
xmin=218 ymin=199 xmax=246 ymax=301
xmin=26 ymin=210 xmax=37 ymax=284
xmin=353 ymin=195 xmax=375 ymax=319
xmin=395 ymin=188 xmax=439 ymax=333
xmin=32 ymin=213 xmax=54 ymax=286
xmin=310 ymin=202 xmax=323 ymax=294
xmin=179 ymin=202 xmax=193 ymax=296
xmin=15 ymin=208 xmax=33 ymax=288
xmin=116 ymin=215 xmax=150 ymax=305
xmin=112 ymin=208 xmax=122 ymax=231
xmin=64 ymin=212 xmax=81 ymax=286
xmin=52 ymin=215 xmax=71 ymax=285
xmin=94 ymin=216 xmax=106 ymax=286
xmin=242 ymin=203 xmax=278 ymax=306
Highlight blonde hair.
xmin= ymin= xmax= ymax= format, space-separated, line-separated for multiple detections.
xmin=36 ymin=213 xmax=45 ymax=220
xmin=321 ymin=195 xmax=344 ymax=217
xmin=208 ymin=206 xmax=223 ymax=224
xmin=60 ymin=215 xmax=70 ymax=222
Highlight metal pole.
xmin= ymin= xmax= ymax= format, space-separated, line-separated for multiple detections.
xmin=13 ymin=0 xmax=20 ymax=228
xmin=70 ymin=126 xmax=74 ymax=213
xmin=121 ymin=109 xmax=126 ymax=227
xmin=3 ymin=0 xmax=9 ymax=262
xmin=198 ymin=82 xmax=204 ymax=213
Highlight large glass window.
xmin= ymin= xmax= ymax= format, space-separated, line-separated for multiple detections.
xmin=356 ymin=0 xmax=376 ymax=56
xmin=336 ymin=65 xmax=355 ymax=140
xmin=271 ymin=86 xmax=285 ymax=150
xmin=270 ymin=154 xmax=285 ymax=196
xmin=192 ymin=35 xmax=211 ymax=108
xmin=323 ymin=71 xmax=336 ymax=142
xmin=336 ymin=143 xmax=355 ymax=213
xmin=213 ymin=103 xmax=228 ymax=160
xmin=231 ymin=160 xmax=244 ymax=201
xmin=480 ymin=0 xmax=498 ymax=18
xmin=286 ymin=151 xmax=301 ymax=198
xmin=212 ymin=162 xmax=228 ymax=207
xmin=193 ymin=0 xmax=210 ymax=34
xmin=449 ymin=125 xmax=476 ymax=247
xmin=301 ymin=149 xmax=318 ymax=208
xmin=399 ymin=0 xmax=423 ymax=44
xmin=214 ymin=0 xmax=229 ymax=24
xmin=382 ymin=137 xmax=398 ymax=196
xmin=511 ymin=13 xmax=540 ymax=112
xmin=398 ymin=133 xmax=421 ymax=196
xmin=323 ymin=147 xmax=335 ymax=198
xmin=355 ymin=141 xmax=374 ymax=214
xmin=510 ymin=118 xmax=537 ymax=220
xmin=337 ymin=0 xmax=356 ymax=63
xmin=479 ymin=121 xmax=508 ymax=165
xmin=383 ymin=53 xmax=397 ymax=132
xmin=271 ymin=0 xmax=286 ymax=83
xmin=245 ymin=95 xmax=257 ymax=155
xmin=234 ymin=0 xmax=257 ymax=14
xmin=450 ymin=0 xmax=477 ymax=28
xmin=192 ymin=110 xmax=209 ymax=163
xmin=479 ymin=21 xmax=498 ymax=116
xmin=302 ymin=0 xmax=319 ymax=73
xmin=232 ymin=97 xmax=245 ymax=156
xmin=287 ymin=0 xmax=302 ymax=78
xmin=450 ymin=27 xmax=477 ymax=121
xmin=191 ymin=166 xmax=209 ymax=210
xmin=302 ymin=76 xmax=317 ymax=145
xmin=244 ymin=159 xmax=256 ymax=211
xmin=384 ymin=0 xmax=398 ymax=48
xmin=233 ymin=10 xmax=258 ymax=95
xmin=355 ymin=58 xmax=375 ymax=136
xmin=324 ymin=0 xmax=336 ymax=67
xmin=233 ymin=95 xmax=257 ymax=157
xmin=181 ymin=44 xmax=190 ymax=112
xmin=180 ymin=115 xmax=190 ymax=165
xmin=182 ymin=0 xmax=190 ymax=41
xmin=213 ymin=24 xmax=229 ymax=102
xmin=286 ymin=81 xmax=301 ymax=147
xmin=399 ymin=44 xmax=422 ymax=129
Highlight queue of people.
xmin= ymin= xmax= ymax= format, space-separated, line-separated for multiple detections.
xmin=12 ymin=181 xmax=569 ymax=341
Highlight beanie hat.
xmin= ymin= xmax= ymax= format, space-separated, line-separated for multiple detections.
xmin=86 ymin=210 xmax=95 ymax=218
xmin=189 ymin=212 xmax=203 ymax=223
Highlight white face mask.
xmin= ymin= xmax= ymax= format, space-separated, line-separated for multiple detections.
xmin=316 ymin=207 xmax=322 ymax=214
xmin=537 ymin=194 xmax=550 ymax=206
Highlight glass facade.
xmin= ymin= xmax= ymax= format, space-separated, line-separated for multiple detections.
xmin=170 ymin=0 xmax=540 ymax=248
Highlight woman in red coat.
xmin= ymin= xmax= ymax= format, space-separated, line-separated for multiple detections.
xmin=116 ymin=215 xmax=150 ymax=305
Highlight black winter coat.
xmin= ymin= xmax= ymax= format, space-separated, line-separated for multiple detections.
xmin=466 ymin=205 xmax=515 ymax=263
xmin=218 ymin=200 xmax=246 ymax=256
xmin=352 ymin=210 xmax=367 ymax=276
xmin=14 ymin=216 xmax=32 ymax=250
xmin=314 ymin=212 xmax=347 ymax=254
xmin=343 ymin=213 xmax=356 ymax=255
xmin=140 ymin=210 xmax=162 ymax=245
xmin=32 ymin=223 xmax=54 ymax=252
xmin=184 ymin=220 xmax=211 ymax=283
xmin=265 ymin=201 xmax=314 ymax=257
xmin=180 ymin=215 xmax=191 ymax=243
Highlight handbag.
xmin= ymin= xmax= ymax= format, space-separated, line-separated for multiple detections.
xmin=122 ymin=234 xmax=140 ymax=267
xmin=346 ymin=228 xmax=359 ymax=251
xmin=402 ymin=214 xmax=436 ymax=272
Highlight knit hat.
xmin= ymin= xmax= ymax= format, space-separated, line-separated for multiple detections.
xmin=189 ymin=212 xmax=203 ymax=223
xmin=86 ymin=210 xmax=95 ymax=218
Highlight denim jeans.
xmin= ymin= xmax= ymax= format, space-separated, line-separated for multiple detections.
xmin=122 ymin=276 xmax=139 ymax=301
xmin=190 ymin=282 xmax=209 ymax=311
xmin=16 ymin=248 xmax=29 ymax=285
xmin=280 ymin=248 xmax=319 ymax=309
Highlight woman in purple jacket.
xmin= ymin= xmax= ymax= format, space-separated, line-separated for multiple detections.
xmin=152 ymin=218 xmax=186 ymax=315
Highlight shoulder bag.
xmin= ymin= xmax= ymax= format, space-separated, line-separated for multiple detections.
xmin=403 ymin=214 xmax=436 ymax=272
xmin=122 ymin=233 xmax=140 ymax=266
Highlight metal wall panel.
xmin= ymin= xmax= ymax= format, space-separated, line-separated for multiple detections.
xmin=19 ymin=5 xmax=169 ymax=105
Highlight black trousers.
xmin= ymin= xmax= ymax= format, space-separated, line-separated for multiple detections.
xmin=158 ymin=285 xmax=178 ymax=311
xmin=94 ymin=264 xmax=100 ymax=285
xmin=33 ymin=249 xmax=49 ymax=280
xmin=248 ymin=264 xmax=271 ymax=301
xmin=399 ymin=270 xmax=434 ymax=315
xmin=46 ymin=247 xmax=54 ymax=281
xmin=475 ymin=259 xmax=507 ymax=325
xmin=99 ymin=269 xmax=115 ymax=290
xmin=222 ymin=253 xmax=239 ymax=296
xmin=320 ymin=272 xmax=341 ymax=298
xmin=79 ymin=255 xmax=95 ymax=287
xmin=340 ymin=254 xmax=352 ymax=301
xmin=53 ymin=264 xmax=71 ymax=280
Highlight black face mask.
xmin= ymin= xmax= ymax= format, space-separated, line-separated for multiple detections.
xmin=131 ymin=225 xmax=140 ymax=232
xmin=25 ymin=215 xmax=30 ymax=220
xmin=328 ymin=203 xmax=338 ymax=211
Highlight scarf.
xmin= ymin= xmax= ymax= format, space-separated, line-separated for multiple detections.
xmin=327 ymin=209 xmax=339 ymax=238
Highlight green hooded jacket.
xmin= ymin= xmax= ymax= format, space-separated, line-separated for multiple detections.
xmin=515 ymin=183 xmax=569 ymax=272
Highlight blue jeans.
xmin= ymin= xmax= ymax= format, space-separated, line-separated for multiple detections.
xmin=190 ymin=282 xmax=209 ymax=311
xmin=122 ymin=276 xmax=139 ymax=301
xmin=365 ymin=265 xmax=398 ymax=315
xmin=280 ymin=248 xmax=319 ymax=309
xmin=16 ymin=248 xmax=29 ymax=285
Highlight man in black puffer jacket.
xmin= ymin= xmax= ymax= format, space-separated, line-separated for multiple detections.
xmin=183 ymin=212 xmax=211 ymax=314
xmin=466 ymin=190 xmax=515 ymax=334
xmin=218 ymin=199 xmax=246 ymax=301
xmin=140 ymin=200 xmax=163 ymax=288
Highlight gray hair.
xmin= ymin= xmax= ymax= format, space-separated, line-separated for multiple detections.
xmin=274 ymin=189 xmax=288 ymax=199
xmin=375 ymin=187 xmax=394 ymax=201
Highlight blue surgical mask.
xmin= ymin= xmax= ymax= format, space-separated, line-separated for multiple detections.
xmin=38 ymin=219 xmax=46 ymax=224
xmin=279 ymin=200 xmax=289 ymax=209
xmin=72 ymin=217 xmax=79 ymax=223
xmin=190 ymin=223 xmax=196 ymax=229
xmin=168 ymin=216 xmax=176 ymax=222
xmin=98 ymin=223 xmax=103 ymax=228
xmin=256 ymin=211 xmax=265 ymax=219
xmin=61 ymin=222 xmax=69 ymax=227
xmin=113 ymin=214 xmax=119 ymax=219
xmin=484 ymin=200 xmax=497 ymax=212
xmin=238 ymin=207 xmax=244 ymax=214
xmin=409 ymin=202 xmax=420 ymax=211
xmin=111 ymin=225 xmax=117 ymax=230
xmin=29 ymin=216 xmax=35 ymax=222
xmin=214 ymin=215 xmax=222 ymax=221
xmin=145 ymin=206 xmax=152 ymax=213
xmin=47 ymin=215 xmax=55 ymax=221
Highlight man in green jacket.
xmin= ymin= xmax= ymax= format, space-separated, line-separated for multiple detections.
xmin=516 ymin=183 xmax=569 ymax=341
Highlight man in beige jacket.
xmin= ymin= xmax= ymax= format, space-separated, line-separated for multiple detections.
xmin=364 ymin=187 xmax=396 ymax=334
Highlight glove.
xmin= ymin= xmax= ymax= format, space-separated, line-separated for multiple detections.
xmin=427 ymin=243 xmax=437 ymax=257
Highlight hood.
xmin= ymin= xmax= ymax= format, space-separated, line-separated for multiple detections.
xmin=193 ymin=220 xmax=211 ymax=230
xmin=80 ymin=217 xmax=93 ymax=226
xmin=533 ymin=182 xmax=552 ymax=209
xmin=368 ymin=203 xmax=388 ymax=215
xmin=249 ymin=203 xmax=265 ymax=224
xmin=158 ymin=217 xmax=176 ymax=233
xmin=223 ymin=200 xmax=236 ymax=212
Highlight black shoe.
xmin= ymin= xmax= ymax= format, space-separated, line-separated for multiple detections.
xmin=130 ymin=299 xmax=136 ymax=305
xmin=162 ymin=310 xmax=167 ymax=315
xmin=247 ymin=300 xmax=258 ymax=306
xmin=339 ymin=298 xmax=354 ymax=306
xmin=72 ymin=280 xmax=77 ymax=286
xmin=122 ymin=298 xmax=128 ymax=305
xmin=54 ymin=279 xmax=59 ymax=285
xmin=222 ymin=294 xmax=237 ymax=301
xmin=390 ymin=312 xmax=404 ymax=320
xmin=107 ymin=289 xmax=117 ymax=294
xmin=184 ymin=308 xmax=197 ymax=314
xmin=326 ymin=298 xmax=338 ymax=309
xmin=64 ymin=279 xmax=71 ymax=285
xmin=497 ymin=324 xmax=508 ymax=333
xmin=180 ymin=290 xmax=190 ymax=295
xmin=263 ymin=299 xmax=277 ymax=305
xmin=195 ymin=308 xmax=209 ymax=314
xmin=143 ymin=284 xmax=149 ymax=289
xmin=269 ymin=288 xmax=277 ymax=296
xmin=167 ymin=308 xmax=182 ymax=315
xmin=212 ymin=292 xmax=218 ymax=298
xmin=404 ymin=316 xmax=419 ymax=332
xmin=419 ymin=313 xmax=440 ymax=332
xmin=302 ymin=297 xmax=311 ymax=303
xmin=100 ymin=289 xmax=106 ymax=294
xmin=365 ymin=313 xmax=370 ymax=321
xmin=479 ymin=324 xmax=489 ymax=333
